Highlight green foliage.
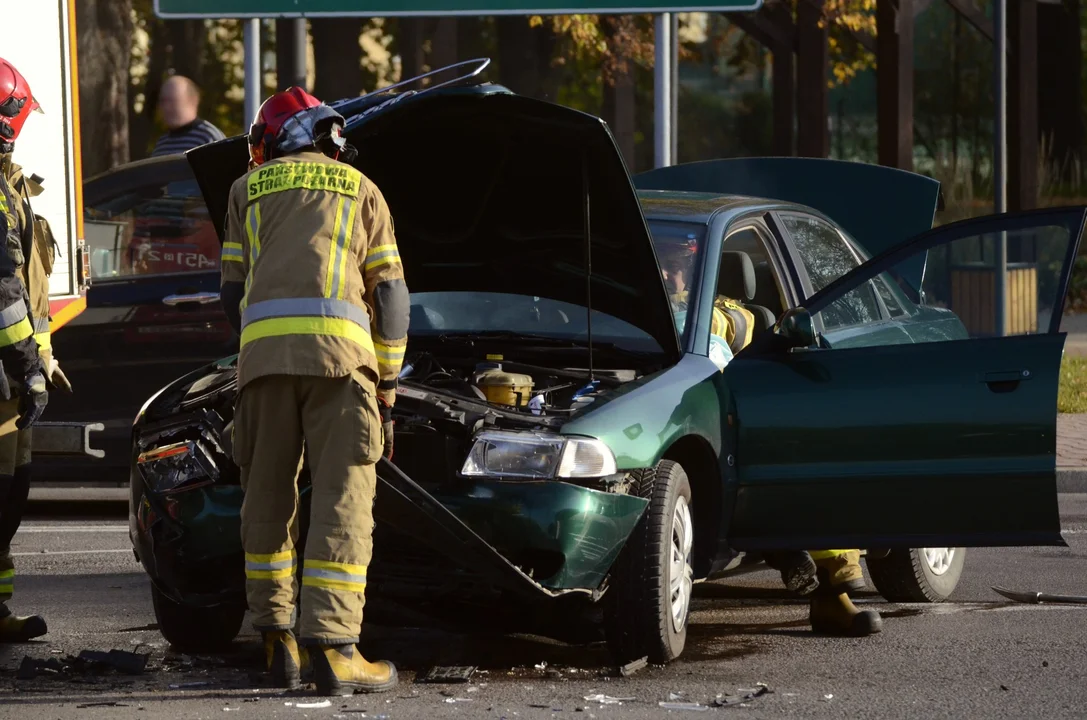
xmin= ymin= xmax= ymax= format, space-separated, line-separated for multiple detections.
xmin=1059 ymin=355 xmax=1087 ymax=413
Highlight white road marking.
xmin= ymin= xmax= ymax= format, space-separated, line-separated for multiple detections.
xmin=12 ymin=549 xmax=133 ymax=557
xmin=17 ymin=525 xmax=128 ymax=533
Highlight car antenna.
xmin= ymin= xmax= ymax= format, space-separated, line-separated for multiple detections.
xmin=582 ymin=153 xmax=595 ymax=382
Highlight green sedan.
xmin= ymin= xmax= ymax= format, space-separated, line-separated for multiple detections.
xmin=129 ymin=66 xmax=1079 ymax=664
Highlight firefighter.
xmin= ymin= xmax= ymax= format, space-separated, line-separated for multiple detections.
xmin=220 ymin=87 xmax=408 ymax=696
xmin=656 ymin=238 xmax=881 ymax=635
xmin=0 ymin=58 xmax=58 ymax=643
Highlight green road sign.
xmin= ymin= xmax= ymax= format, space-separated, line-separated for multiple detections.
xmin=154 ymin=0 xmax=761 ymax=18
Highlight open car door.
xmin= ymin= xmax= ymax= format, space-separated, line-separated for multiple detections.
xmin=723 ymin=207 xmax=1086 ymax=551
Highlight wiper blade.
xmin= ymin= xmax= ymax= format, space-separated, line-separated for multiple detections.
xmin=435 ymin=331 xmax=581 ymax=346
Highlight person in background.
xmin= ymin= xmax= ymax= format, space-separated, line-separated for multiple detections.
xmin=150 ymin=75 xmax=225 ymax=157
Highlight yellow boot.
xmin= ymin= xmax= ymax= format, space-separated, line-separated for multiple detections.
xmin=0 ymin=612 xmax=47 ymax=642
xmin=311 ymin=644 xmax=398 ymax=696
xmin=809 ymin=550 xmax=881 ymax=636
xmin=263 ymin=630 xmax=302 ymax=689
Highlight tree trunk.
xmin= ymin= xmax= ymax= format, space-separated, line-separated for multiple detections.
xmin=1038 ymin=0 xmax=1083 ymax=178
xmin=495 ymin=16 xmax=557 ymax=99
xmin=76 ymin=0 xmax=133 ymax=177
xmin=166 ymin=20 xmax=207 ymax=85
xmin=397 ymin=18 xmax=427 ymax=81
xmin=311 ymin=18 xmax=366 ymax=99
xmin=431 ymin=18 xmax=459 ymax=73
xmin=599 ymin=16 xmax=637 ymax=170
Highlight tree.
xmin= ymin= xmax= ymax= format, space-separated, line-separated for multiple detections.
xmin=312 ymin=18 xmax=369 ymax=99
xmin=76 ymin=0 xmax=134 ymax=178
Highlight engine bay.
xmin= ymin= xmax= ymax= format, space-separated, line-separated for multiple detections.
xmin=136 ymin=347 xmax=642 ymax=496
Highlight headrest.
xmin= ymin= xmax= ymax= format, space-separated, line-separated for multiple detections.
xmin=719 ymin=251 xmax=756 ymax=302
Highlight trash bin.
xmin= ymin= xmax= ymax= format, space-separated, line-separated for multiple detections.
xmin=949 ymin=262 xmax=1037 ymax=336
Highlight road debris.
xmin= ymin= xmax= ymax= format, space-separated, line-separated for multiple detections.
xmin=618 ymin=656 xmax=648 ymax=677
xmin=659 ymin=701 xmax=709 ymax=711
xmin=584 ymin=693 xmax=635 ymax=705
xmin=712 ymin=684 xmax=772 ymax=707
xmin=415 ymin=665 xmax=477 ymax=683
xmin=76 ymin=702 xmax=130 ymax=709
xmin=286 ymin=700 xmax=333 ymax=709
xmin=15 ymin=649 xmax=150 ymax=679
xmin=170 ymin=680 xmax=214 ymax=689
xmin=443 ymin=697 xmax=473 ymax=703
xmin=823 ymin=694 xmax=834 ymax=701
xmin=991 ymin=586 xmax=1087 ymax=604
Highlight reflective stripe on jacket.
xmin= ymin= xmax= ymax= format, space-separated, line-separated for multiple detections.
xmin=221 ymin=152 xmax=409 ymax=403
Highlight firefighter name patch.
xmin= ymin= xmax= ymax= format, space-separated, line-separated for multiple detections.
xmin=247 ymin=162 xmax=362 ymax=202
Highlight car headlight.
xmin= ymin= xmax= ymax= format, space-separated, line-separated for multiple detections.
xmin=460 ymin=430 xmax=617 ymax=480
xmin=137 ymin=440 xmax=217 ymax=495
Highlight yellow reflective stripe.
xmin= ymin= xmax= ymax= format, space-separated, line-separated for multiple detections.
xmin=302 ymin=576 xmax=367 ymax=592
xmin=247 ymin=568 xmax=294 ymax=580
xmin=242 ymin=203 xmax=262 ymax=312
xmin=0 ymin=568 xmax=12 ymax=591
xmin=34 ymin=332 xmax=50 ymax=351
xmin=323 ymin=196 xmax=346 ymax=299
xmin=336 ymin=200 xmax=356 ymax=300
xmin=808 ymin=550 xmax=853 ymax=560
xmin=223 ymin=241 xmax=244 ymax=263
xmin=241 ymin=316 xmax=376 ymax=356
xmin=304 ymin=559 xmax=367 ymax=575
xmin=0 ymin=317 xmax=32 ymax=347
xmin=246 ymin=162 xmax=362 ymax=202
xmin=245 ymin=550 xmax=295 ymax=564
xmin=0 ymin=569 xmax=13 ymax=579
xmin=374 ymin=343 xmax=406 ymax=364
xmin=364 ymin=244 xmax=401 ymax=272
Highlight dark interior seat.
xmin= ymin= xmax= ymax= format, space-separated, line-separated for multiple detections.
xmin=718 ymin=251 xmax=777 ymax=336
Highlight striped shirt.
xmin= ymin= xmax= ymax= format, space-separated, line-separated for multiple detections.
xmin=151 ymin=118 xmax=226 ymax=157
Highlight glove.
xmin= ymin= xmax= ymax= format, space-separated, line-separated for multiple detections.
xmin=16 ymin=371 xmax=47 ymax=429
xmin=47 ymin=357 xmax=72 ymax=393
xmin=378 ymin=399 xmax=394 ymax=461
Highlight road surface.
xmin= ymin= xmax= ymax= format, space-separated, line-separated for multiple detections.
xmin=0 ymin=497 xmax=1085 ymax=719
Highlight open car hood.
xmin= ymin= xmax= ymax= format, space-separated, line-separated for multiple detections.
xmin=188 ymin=86 xmax=680 ymax=361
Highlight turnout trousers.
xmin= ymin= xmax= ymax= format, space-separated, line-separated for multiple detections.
xmin=0 ymin=395 xmax=33 ymax=614
xmin=809 ymin=549 xmax=865 ymax=587
xmin=234 ymin=370 xmax=384 ymax=646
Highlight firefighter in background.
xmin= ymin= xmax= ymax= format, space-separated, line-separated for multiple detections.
xmin=0 ymin=58 xmax=64 ymax=643
xmin=220 ymin=87 xmax=408 ymax=696
xmin=655 ymin=238 xmax=881 ymax=637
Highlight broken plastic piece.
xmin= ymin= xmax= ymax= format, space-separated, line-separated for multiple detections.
xmin=584 ymin=694 xmax=634 ymax=705
xmin=659 ymin=701 xmax=709 ymax=711
xmin=991 ymin=586 xmax=1087 ymax=604
xmin=415 ymin=665 xmax=477 ymax=683
xmin=170 ymin=680 xmax=214 ymax=689
xmin=713 ymin=685 xmax=771 ymax=707
xmin=77 ymin=649 xmax=149 ymax=675
xmin=619 ymin=656 xmax=648 ymax=677
xmin=293 ymin=700 xmax=333 ymax=709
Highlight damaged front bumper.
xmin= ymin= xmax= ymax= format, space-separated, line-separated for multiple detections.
xmin=131 ymin=449 xmax=648 ymax=622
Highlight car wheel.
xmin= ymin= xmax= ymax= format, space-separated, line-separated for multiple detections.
xmin=866 ymin=547 xmax=966 ymax=603
xmin=151 ymin=584 xmax=245 ymax=652
xmin=604 ymin=460 xmax=694 ymax=664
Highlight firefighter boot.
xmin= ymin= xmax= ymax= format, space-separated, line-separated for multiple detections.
xmin=809 ymin=560 xmax=882 ymax=637
xmin=0 ymin=610 xmax=47 ymax=642
xmin=764 ymin=551 xmax=820 ymax=597
xmin=311 ymin=644 xmax=398 ymax=696
xmin=263 ymin=630 xmax=302 ymax=689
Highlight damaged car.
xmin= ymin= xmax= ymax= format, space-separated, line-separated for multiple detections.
xmin=130 ymin=60 xmax=1078 ymax=663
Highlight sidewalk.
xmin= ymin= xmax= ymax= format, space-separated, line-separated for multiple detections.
xmin=1058 ymin=414 xmax=1087 ymax=492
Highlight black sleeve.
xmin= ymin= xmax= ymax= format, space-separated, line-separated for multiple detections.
xmin=0 ymin=207 xmax=39 ymax=379
xmin=221 ymin=281 xmax=244 ymax=336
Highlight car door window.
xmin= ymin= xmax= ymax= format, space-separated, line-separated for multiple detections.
xmin=804 ymin=210 xmax=1086 ymax=346
xmin=84 ymin=174 xmax=219 ymax=281
xmin=779 ymin=213 xmax=882 ymax=330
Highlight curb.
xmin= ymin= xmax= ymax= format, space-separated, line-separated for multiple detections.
xmin=1057 ymin=468 xmax=1087 ymax=493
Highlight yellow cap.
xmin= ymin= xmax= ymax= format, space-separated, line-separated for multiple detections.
xmin=486 ymin=354 xmax=504 ymax=361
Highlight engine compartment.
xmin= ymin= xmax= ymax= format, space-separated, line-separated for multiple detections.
xmin=136 ymin=346 xmax=643 ymax=496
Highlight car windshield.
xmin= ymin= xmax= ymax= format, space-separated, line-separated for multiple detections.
xmin=648 ymin=220 xmax=709 ymax=343
xmin=408 ymin=291 xmax=664 ymax=354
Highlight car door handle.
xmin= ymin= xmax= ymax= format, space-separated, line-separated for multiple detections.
xmin=981 ymin=369 xmax=1031 ymax=393
xmin=163 ymin=292 xmax=220 ymax=306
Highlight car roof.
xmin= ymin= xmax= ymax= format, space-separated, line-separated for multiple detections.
xmin=637 ymin=189 xmax=800 ymax=225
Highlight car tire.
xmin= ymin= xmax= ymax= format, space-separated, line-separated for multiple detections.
xmin=151 ymin=584 xmax=245 ymax=652
xmin=866 ymin=547 xmax=966 ymax=603
xmin=604 ymin=460 xmax=694 ymax=664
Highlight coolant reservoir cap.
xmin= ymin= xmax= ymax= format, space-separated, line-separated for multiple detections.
xmin=486 ymin=354 xmax=504 ymax=361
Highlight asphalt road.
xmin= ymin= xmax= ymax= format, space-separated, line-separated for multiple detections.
xmin=1 ymin=497 xmax=1085 ymax=719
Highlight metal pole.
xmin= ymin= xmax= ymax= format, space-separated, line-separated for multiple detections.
xmin=654 ymin=13 xmax=672 ymax=169
xmin=243 ymin=19 xmax=262 ymax=125
xmin=994 ymin=0 xmax=1008 ymax=336
xmin=670 ymin=12 xmax=679 ymax=163
xmin=293 ymin=18 xmax=308 ymax=89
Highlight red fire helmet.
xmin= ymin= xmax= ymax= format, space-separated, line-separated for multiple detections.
xmin=0 ymin=58 xmax=41 ymax=145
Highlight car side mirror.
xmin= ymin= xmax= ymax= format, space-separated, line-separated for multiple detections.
xmin=776 ymin=307 xmax=816 ymax=349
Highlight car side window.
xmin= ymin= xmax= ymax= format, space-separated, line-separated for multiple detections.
xmin=779 ymin=213 xmax=882 ymax=330
xmin=84 ymin=174 xmax=219 ymax=281
xmin=806 ymin=220 xmax=1077 ymax=347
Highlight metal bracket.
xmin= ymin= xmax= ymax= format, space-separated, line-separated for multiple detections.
xmin=31 ymin=421 xmax=105 ymax=459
